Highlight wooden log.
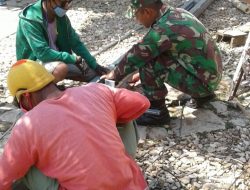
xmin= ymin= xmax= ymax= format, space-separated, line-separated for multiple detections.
xmin=232 ymin=0 xmax=250 ymax=14
xmin=181 ymin=0 xmax=215 ymax=17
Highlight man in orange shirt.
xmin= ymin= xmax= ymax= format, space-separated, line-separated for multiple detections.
xmin=1 ymin=59 xmax=149 ymax=190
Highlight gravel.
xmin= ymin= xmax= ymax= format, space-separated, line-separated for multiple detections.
xmin=1 ymin=0 xmax=250 ymax=189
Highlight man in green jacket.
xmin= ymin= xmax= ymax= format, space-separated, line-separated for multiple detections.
xmin=16 ymin=0 xmax=109 ymax=82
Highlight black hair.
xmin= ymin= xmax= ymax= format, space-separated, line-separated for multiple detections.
xmin=13 ymin=88 xmax=27 ymax=108
xmin=12 ymin=96 xmax=20 ymax=108
xmin=143 ymin=0 xmax=163 ymax=9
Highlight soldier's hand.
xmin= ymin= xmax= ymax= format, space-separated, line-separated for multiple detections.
xmin=100 ymin=70 xmax=115 ymax=81
xmin=95 ymin=64 xmax=110 ymax=76
xmin=130 ymin=72 xmax=140 ymax=83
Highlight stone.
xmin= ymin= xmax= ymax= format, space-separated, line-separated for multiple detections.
xmin=229 ymin=118 xmax=249 ymax=127
xmin=171 ymin=109 xmax=225 ymax=136
xmin=0 ymin=121 xmax=12 ymax=132
xmin=0 ymin=109 xmax=22 ymax=123
xmin=179 ymin=177 xmax=190 ymax=185
xmin=210 ymin=101 xmax=228 ymax=115
xmin=147 ymin=127 xmax=168 ymax=140
xmin=202 ymin=183 xmax=221 ymax=190
xmin=137 ymin=125 xmax=147 ymax=141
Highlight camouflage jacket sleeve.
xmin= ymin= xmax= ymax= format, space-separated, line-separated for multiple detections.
xmin=114 ymin=29 xmax=172 ymax=81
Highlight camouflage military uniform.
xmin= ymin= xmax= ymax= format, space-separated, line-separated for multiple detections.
xmin=114 ymin=5 xmax=223 ymax=101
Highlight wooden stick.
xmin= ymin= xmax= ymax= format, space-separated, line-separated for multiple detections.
xmin=229 ymin=32 xmax=250 ymax=100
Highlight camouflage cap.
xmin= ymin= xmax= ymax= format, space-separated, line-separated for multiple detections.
xmin=126 ymin=0 xmax=161 ymax=18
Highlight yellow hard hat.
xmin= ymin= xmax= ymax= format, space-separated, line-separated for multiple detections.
xmin=7 ymin=59 xmax=55 ymax=101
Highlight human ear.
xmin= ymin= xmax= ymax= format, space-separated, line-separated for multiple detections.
xmin=143 ymin=7 xmax=154 ymax=15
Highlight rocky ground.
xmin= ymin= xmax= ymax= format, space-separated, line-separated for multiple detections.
xmin=1 ymin=0 xmax=250 ymax=189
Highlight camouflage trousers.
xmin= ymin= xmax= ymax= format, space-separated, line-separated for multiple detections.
xmin=139 ymin=59 xmax=221 ymax=101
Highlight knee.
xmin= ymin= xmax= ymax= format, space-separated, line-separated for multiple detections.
xmin=52 ymin=62 xmax=68 ymax=82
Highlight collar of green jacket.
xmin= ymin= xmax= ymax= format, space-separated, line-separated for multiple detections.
xmin=19 ymin=0 xmax=44 ymax=23
xmin=156 ymin=4 xmax=170 ymax=23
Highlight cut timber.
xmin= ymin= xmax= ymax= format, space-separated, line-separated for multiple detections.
xmin=180 ymin=0 xmax=215 ymax=17
xmin=233 ymin=32 xmax=250 ymax=78
xmin=228 ymin=32 xmax=250 ymax=100
xmin=232 ymin=0 xmax=250 ymax=14
xmin=216 ymin=30 xmax=248 ymax=47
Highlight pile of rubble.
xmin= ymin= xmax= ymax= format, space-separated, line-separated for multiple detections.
xmin=0 ymin=0 xmax=250 ymax=189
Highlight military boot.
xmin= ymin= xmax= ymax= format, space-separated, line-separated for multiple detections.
xmin=136 ymin=99 xmax=170 ymax=126
xmin=184 ymin=93 xmax=216 ymax=109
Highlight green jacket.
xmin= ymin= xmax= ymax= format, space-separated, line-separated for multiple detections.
xmin=16 ymin=0 xmax=97 ymax=69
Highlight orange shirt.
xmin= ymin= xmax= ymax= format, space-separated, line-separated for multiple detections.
xmin=0 ymin=83 xmax=150 ymax=190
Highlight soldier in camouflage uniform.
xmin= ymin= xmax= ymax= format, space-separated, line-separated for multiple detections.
xmin=102 ymin=0 xmax=223 ymax=126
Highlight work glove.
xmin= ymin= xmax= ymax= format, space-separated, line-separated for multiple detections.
xmin=95 ymin=64 xmax=110 ymax=76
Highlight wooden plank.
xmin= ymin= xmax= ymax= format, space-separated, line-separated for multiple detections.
xmin=216 ymin=30 xmax=248 ymax=47
xmin=238 ymin=22 xmax=250 ymax=33
xmin=228 ymin=32 xmax=250 ymax=100
xmin=219 ymin=30 xmax=247 ymax=37
xmin=233 ymin=32 xmax=250 ymax=82
xmin=231 ymin=35 xmax=248 ymax=47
